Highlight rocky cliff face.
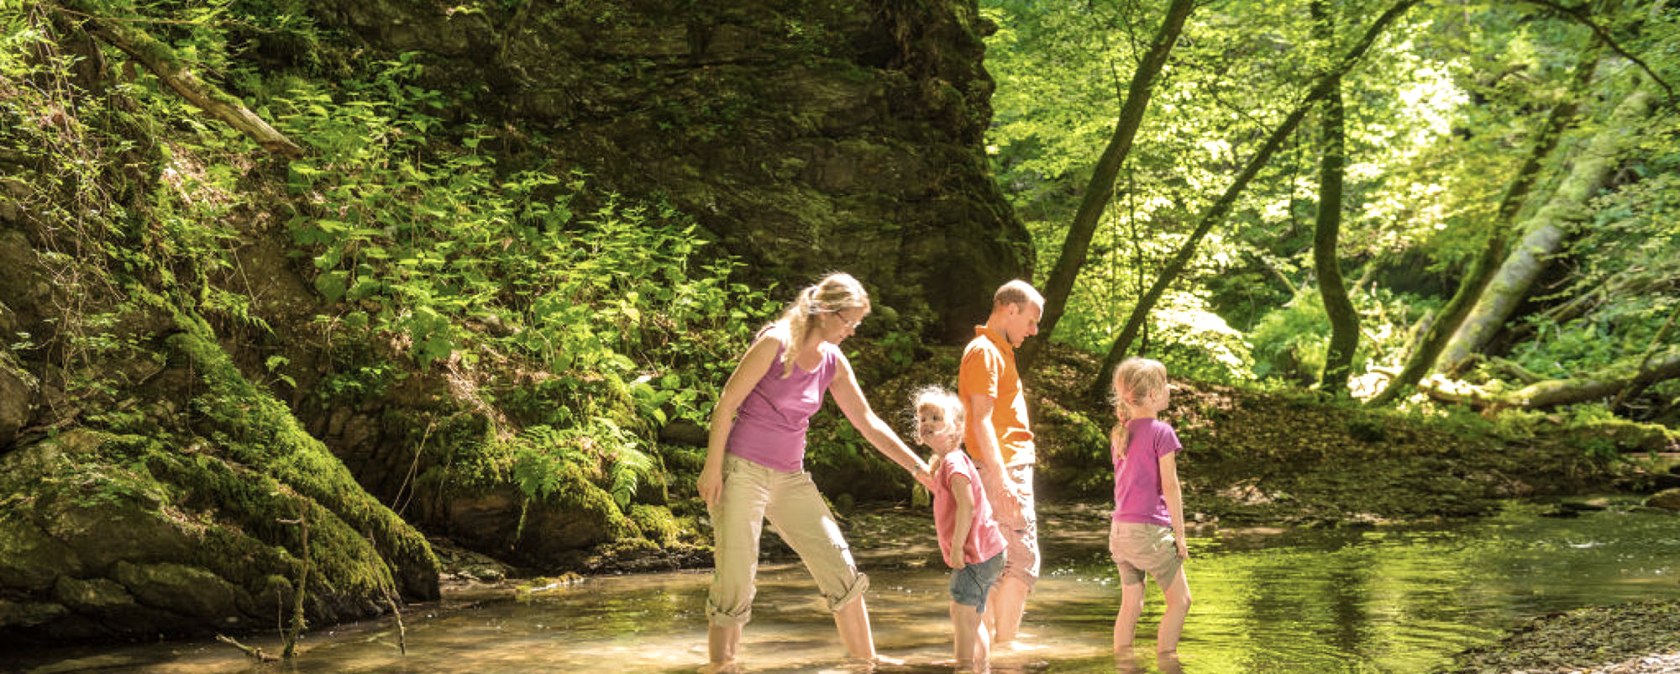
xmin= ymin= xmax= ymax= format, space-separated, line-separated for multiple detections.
xmin=0 ymin=0 xmax=1025 ymax=645
xmin=279 ymin=0 xmax=1031 ymax=566
xmin=309 ymin=0 xmax=1032 ymax=342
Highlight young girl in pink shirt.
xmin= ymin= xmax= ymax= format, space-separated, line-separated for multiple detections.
xmin=1108 ymin=358 xmax=1192 ymax=655
xmin=914 ymin=387 xmax=1007 ymax=673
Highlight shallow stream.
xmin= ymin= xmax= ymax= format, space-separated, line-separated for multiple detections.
xmin=12 ymin=500 xmax=1680 ymax=673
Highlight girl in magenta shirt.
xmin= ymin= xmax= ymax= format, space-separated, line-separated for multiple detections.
xmin=915 ymin=387 xmax=1005 ymax=674
xmin=1108 ymin=357 xmax=1192 ymax=655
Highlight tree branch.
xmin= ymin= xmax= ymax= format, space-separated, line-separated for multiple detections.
xmin=56 ymin=1 xmax=305 ymax=158
xmin=1518 ymin=0 xmax=1676 ymax=102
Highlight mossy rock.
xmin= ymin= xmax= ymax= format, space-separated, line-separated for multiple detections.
xmin=1647 ymin=488 xmax=1680 ymax=512
xmin=0 ymin=349 xmax=36 ymax=448
xmin=0 ymin=313 xmax=441 ymax=645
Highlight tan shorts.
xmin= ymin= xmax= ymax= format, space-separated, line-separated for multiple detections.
xmin=998 ymin=464 xmax=1040 ymax=588
xmin=706 ymin=456 xmax=868 ymax=627
xmin=1108 ymin=521 xmax=1181 ymax=588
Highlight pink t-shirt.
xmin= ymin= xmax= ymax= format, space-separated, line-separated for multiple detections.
xmin=1112 ymin=418 xmax=1183 ymax=527
xmin=724 ymin=328 xmax=839 ymax=473
xmin=932 ymin=449 xmax=1007 ymax=565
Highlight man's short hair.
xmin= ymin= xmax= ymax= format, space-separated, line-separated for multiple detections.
xmin=993 ymin=280 xmax=1044 ymax=310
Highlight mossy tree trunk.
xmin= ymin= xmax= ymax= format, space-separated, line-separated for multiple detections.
xmin=1422 ymin=347 xmax=1680 ymax=410
xmin=1435 ymin=87 xmax=1655 ymax=375
xmin=1367 ymin=39 xmax=1607 ymax=406
xmin=1312 ymin=0 xmax=1359 ymax=396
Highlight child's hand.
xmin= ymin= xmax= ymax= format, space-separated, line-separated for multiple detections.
xmin=948 ymin=556 xmax=966 ymax=571
xmin=1175 ymin=536 xmax=1188 ymax=560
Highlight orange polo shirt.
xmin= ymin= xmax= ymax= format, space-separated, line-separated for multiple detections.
xmin=959 ymin=325 xmax=1035 ymax=466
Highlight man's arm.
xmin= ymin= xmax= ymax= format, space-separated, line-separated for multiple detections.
xmin=966 ymin=393 xmax=1020 ymax=515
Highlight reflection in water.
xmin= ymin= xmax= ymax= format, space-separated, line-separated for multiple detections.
xmin=12 ymin=501 xmax=1680 ymax=673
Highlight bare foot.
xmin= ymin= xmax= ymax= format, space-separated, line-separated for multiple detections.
xmin=697 ymin=661 xmax=739 ymax=674
xmin=995 ymin=638 xmax=1044 ymax=654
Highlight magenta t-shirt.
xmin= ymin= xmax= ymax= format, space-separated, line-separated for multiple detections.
xmin=1111 ymin=418 xmax=1182 ymax=527
xmin=725 ymin=329 xmax=839 ymax=473
xmin=932 ymin=450 xmax=1007 ymax=565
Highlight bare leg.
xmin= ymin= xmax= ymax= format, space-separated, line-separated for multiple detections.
xmin=703 ymin=623 xmax=741 ymax=673
xmin=834 ymin=595 xmax=877 ymax=661
xmin=950 ymin=601 xmax=971 ymax=671
xmin=1113 ymin=582 xmax=1144 ymax=652
xmin=988 ymin=577 xmax=1030 ymax=647
xmin=1156 ymin=571 xmax=1192 ymax=654
xmin=952 ymin=600 xmax=990 ymax=673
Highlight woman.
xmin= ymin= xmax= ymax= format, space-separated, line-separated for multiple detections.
xmin=697 ymin=272 xmax=933 ymax=672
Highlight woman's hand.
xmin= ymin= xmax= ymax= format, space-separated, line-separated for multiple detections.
xmin=913 ymin=465 xmax=936 ymax=492
xmin=1174 ymin=535 xmax=1188 ymax=560
xmin=698 ymin=463 xmax=724 ymax=507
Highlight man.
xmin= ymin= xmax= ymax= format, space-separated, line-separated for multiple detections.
xmin=957 ymin=279 xmax=1042 ymax=649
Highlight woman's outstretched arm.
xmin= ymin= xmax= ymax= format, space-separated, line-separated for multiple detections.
xmin=829 ymin=355 xmax=934 ymax=490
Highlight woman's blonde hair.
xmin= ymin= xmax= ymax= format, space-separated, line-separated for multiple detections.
xmin=774 ymin=272 xmax=870 ymax=378
xmin=1110 ymin=357 xmax=1168 ymax=459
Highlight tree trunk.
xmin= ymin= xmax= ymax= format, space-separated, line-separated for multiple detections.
xmin=1313 ymin=0 xmax=1359 ymax=395
xmin=1435 ymin=88 xmax=1655 ymax=374
xmin=1092 ymin=0 xmax=1422 ymax=397
xmin=1366 ymin=40 xmax=1605 ymax=406
xmin=1026 ymin=0 xmax=1195 ymax=365
xmin=1420 ymin=348 xmax=1680 ymax=410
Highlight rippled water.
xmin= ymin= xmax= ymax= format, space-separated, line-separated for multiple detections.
xmin=12 ymin=500 xmax=1680 ymax=673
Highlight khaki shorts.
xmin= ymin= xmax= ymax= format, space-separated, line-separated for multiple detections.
xmin=706 ymin=456 xmax=868 ymax=627
xmin=1108 ymin=521 xmax=1181 ymax=588
xmin=998 ymin=464 xmax=1040 ymax=588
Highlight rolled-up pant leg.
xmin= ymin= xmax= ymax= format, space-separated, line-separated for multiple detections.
xmin=707 ymin=457 xmax=772 ymax=627
xmin=764 ymin=469 xmax=869 ymax=612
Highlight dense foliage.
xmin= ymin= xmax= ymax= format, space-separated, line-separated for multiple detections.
xmin=0 ymin=0 xmax=781 ymax=551
xmin=984 ymin=0 xmax=1679 ymax=422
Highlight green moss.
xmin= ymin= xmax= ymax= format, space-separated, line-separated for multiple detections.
xmin=162 ymin=313 xmax=440 ymax=598
xmin=627 ymin=504 xmax=680 ymax=547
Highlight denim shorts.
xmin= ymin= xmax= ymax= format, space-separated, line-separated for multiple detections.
xmin=948 ymin=551 xmax=1006 ymax=610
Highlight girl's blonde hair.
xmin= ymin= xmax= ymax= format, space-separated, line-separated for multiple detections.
xmin=912 ymin=386 xmax=966 ymax=441
xmin=774 ymin=272 xmax=870 ymax=378
xmin=912 ymin=386 xmax=965 ymax=471
xmin=1110 ymin=357 xmax=1169 ymax=459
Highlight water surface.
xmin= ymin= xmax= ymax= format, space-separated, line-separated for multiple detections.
xmin=13 ymin=500 xmax=1680 ymax=673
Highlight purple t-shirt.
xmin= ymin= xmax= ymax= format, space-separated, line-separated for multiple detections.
xmin=724 ymin=329 xmax=839 ymax=473
xmin=1111 ymin=418 xmax=1182 ymax=527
